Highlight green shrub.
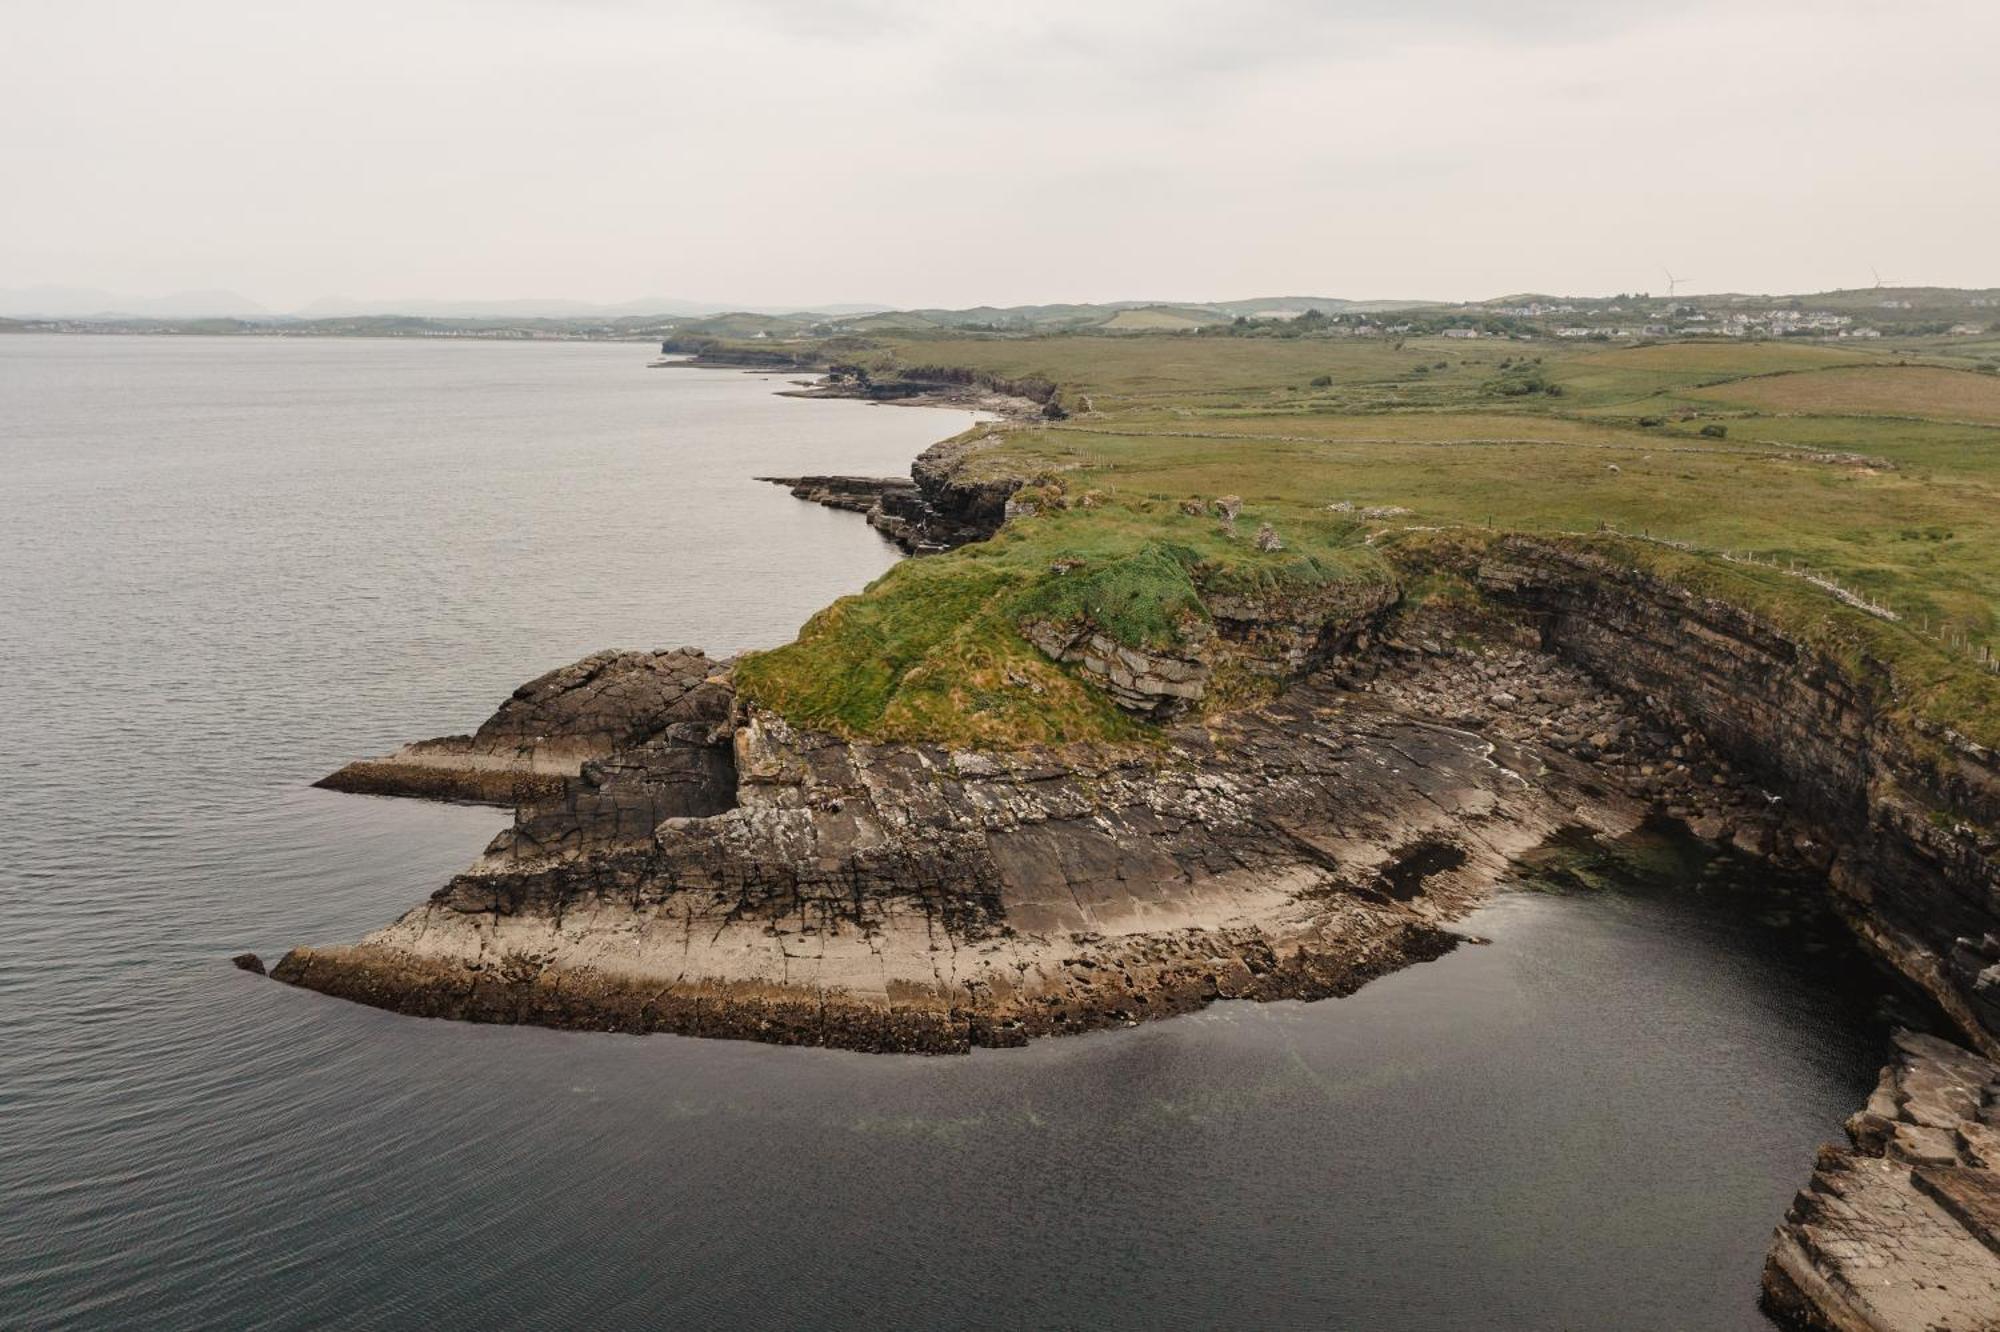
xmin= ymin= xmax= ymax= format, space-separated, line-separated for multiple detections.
xmin=1485 ymin=370 xmax=1551 ymax=397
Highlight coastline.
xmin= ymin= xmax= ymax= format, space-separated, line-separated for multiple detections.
xmin=271 ymin=360 xmax=2000 ymax=1064
xmin=259 ymin=352 xmax=2000 ymax=1328
xmin=270 ymin=363 xmax=1655 ymax=1051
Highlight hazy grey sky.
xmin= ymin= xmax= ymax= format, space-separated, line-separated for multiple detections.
xmin=5 ymin=0 xmax=1996 ymax=309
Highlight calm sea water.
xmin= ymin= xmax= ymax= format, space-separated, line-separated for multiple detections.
xmin=0 ymin=334 xmax=1900 ymax=1330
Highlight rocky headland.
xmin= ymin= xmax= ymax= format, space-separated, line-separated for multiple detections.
xmin=274 ymin=381 xmax=2000 ymax=1329
xmin=279 ymin=616 xmax=1655 ymax=1051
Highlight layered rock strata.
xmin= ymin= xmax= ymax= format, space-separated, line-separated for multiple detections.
xmin=760 ymin=474 xmax=917 ymax=521
xmin=1762 ymin=1030 xmax=2000 ymax=1330
xmin=1471 ymin=537 xmax=2000 ymax=1054
xmin=315 ymin=648 xmax=728 ymax=805
xmin=1452 ymin=537 xmax=2000 ymax=1329
xmin=288 ymin=362 xmax=2000 ymax=1321
xmin=1023 ymin=575 xmax=1401 ymax=720
xmin=766 ymin=435 xmax=1020 ymax=553
xmin=274 ymin=653 xmax=1641 ymax=1053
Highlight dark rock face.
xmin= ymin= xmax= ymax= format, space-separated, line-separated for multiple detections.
xmin=1460 ymin=538 xmax=2000 ymax=1329
xmin=314 ymin=648 xmax=730 ymax=806
xmin=759 ymin=475 xmax=917 ymax=521
xmin=1474 ymin=538 xmax=2000 ymax=1057
xmin=230 ymin=952 xmax=265 ymax=975
xmin=908 ymin=435 xmax=1022 ymax=548
xmin=769 ymin=436 xmax=1021 ymax=554
xmin=481 ymin=709 xmax=738 ymax=865
xmin=1762 ymin=1030 xmax=2000 ymax=1330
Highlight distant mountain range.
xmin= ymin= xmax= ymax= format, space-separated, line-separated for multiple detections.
xmin=0 ymin=286 xmax=275 ymax=319
xmin=7 ymin=286 xmax=1994 ymax=334
xmin=289 ymin=296 xmax=893 ymax=320
xmin=0 ymin=287 xmax=1434 ymax=324
xmin=0 ymin=287 xmax=891 ymax=321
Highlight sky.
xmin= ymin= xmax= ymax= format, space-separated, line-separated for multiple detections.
xmin=4 ymin=0 xmax=1997 ymax=312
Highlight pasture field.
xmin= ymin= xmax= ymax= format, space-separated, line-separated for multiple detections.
xmin=740 ymin=332 xmax=2000 ymax=747
xmin=1686 ymin=364 xmax=2000 ymax=426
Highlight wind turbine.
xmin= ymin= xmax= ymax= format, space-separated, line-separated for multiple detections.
xmin=1870 ymin=265 xmax=1901 ymax=290
xmin=1663 ymin=268 xmax=1689 ymax=299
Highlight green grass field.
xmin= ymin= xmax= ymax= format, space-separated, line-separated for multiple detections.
xmin=736 ymin=332 xmax=2000 ymax=748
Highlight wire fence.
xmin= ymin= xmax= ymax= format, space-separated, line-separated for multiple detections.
xmin=1595 ymin=524 xmax=2000 ymax=676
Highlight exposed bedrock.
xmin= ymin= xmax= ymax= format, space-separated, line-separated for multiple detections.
xmin=759 ymin=474 xmax=917 ymax=521
xmin=1761 ymin=1030 xmax=2000 ymax=1330
xmin=1023 ymin=575 xmax=1401 ymax=720
xmin=273 ymin=658 xmax=1641 ymax=1052
xmin=314 ymin=647 xmax=731 ymax=805
xmin=767 ymin=434 xmax=1020 ymax=554
xmin=1473 ymin=537 xmax=2000 ymax=1058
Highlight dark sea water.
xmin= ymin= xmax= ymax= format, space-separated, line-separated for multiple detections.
xmin=0 ymin=334 xmax=1904 ymax=1330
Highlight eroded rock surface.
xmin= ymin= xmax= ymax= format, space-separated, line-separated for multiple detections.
xmin=770 ymin=434 xmax=1022 ymax=553
xmin=1472 ymin=537 xmax=2000 ymax=1055
xmin=1020 ymin=572 xmax=1399 ymax=721
xmin=274 ymin=647 xmax=1642 ymax=1052
xmin=314 ymin=648 xmax=729 ymax=805
xmin=1763 ymin=1030 xmax=2000 ymax=1331
xmin=760 ymin=475 xmax=916 ymax=521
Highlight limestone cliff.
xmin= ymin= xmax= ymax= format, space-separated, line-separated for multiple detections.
xmin=277 ymin=419 xmax=2000 ymax=1327
xmin=1471 ymin=537 xmax=2000 ymax=1055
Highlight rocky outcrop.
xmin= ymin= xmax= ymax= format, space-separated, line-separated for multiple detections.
xmin=1020 ymin=619 xmax=1212 ymax=718
xmin=765 ymin=434 xmax=1024 ymax=554
xmin=273 ymin=648 xmax=1643 ymax=1052
xmin=760 ymin=474 xmax=917 ymax=521
xmin=1022 ymin=561 xmax=1401 ymax=721
xmin=907 ymin=434 xmax=1023 ymax=546
xmin=1471 ymin=537 xmax=2000 ymax=1057
xmin=315 ymin=648 xmax=729 ymax=805
xmin=1762 ymin=1030 xmax=2000 ymax=1330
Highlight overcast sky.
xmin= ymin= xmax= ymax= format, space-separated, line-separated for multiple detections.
xmin=4 ymin=0 xmax=1995 ymax=310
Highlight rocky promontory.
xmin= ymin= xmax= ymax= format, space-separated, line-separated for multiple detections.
xmin=762 ymin=429 xmax=1027 ymax=554
xmin=275 ymin=637 xmax=1644 ymax=1051
xmin=273 ymin=361 xmax=2000 ymax=1328
xmin=315 ymin=648 xmax=728 ymax=805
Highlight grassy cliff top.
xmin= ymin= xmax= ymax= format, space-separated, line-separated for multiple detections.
xmin=734 ymin=495 xmax=1393 ymax=745
xmin=735 ymin=330 xmax=2000 ymax=748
